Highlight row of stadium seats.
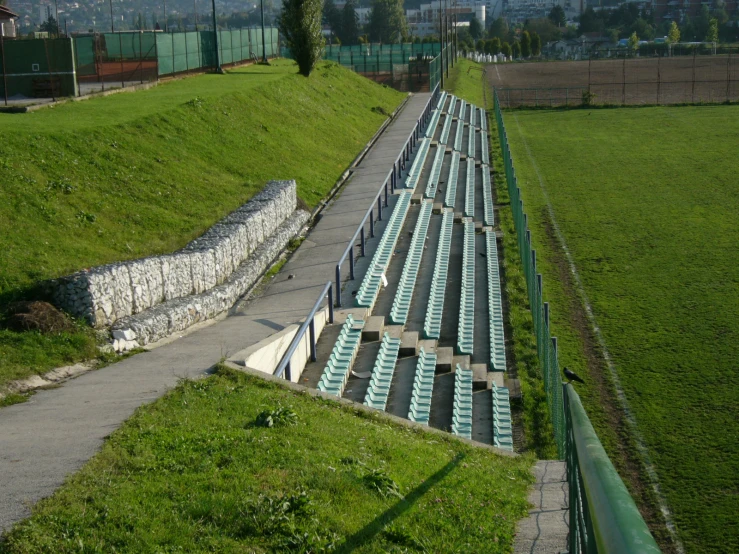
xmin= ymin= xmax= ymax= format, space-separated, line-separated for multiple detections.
xmin=486 ymin=230 xmax=506 ymax=372
xmin=423 ymin=210 xmax=453 ymax=339
xmin=355 ymin=191 xmax=412 ymax=310
xmin=425 ymin=145 xmax=445 ymax=199
xmin=439 ymin=115 xmax=453 ymax=145
xmin=390 ymin=201 xmax=433 ymax=325
xmin=451 ymin=365 xmax=473 ymax=439
xmin=363 ymin=332 xmax=402 ymax=411
xmin=482 ymin=165 xmax=494 ymax=227
xmin=436 ymin=90 xmax=448 ymax=111
xmin=467 ymin=123 xmax=476 ymax=159
xmin=457 ymin=219 xmax=475 ymax=355
xmin=404 ymin=138 xmax=431 ymax=191
xmin=492 ymin=383 xmax=513 ymax=450
xmin=448 ymin=95 xmax=457 ymax=118
xmin=458 ymin=99 xmax=467 ymax=123
xmin=480 ymin=131 xmax=489 ymax=165
xmin=470 ymin=104 xmax=476 ymax=128
xmin=465 ymin=159 xmax=475 ymax=218
xmin=444 ymin=151 xmax=461 ymax=208
xmin=453 ymin=115 xmax=465 ymax=151
xmin=407 ymin=348 xmax=437 ymax=424
xmin=425 ymin=109 xmax=441 ymax=139
xmin=317 ymin=314 xmax=365 ymax=397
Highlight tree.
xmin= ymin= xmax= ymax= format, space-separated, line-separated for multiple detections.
xmin=475 ymin=39 xmax=484 ymax=52
xmin=323 ymin=0 xmax=341 ymax=38
xmin=367 ymin=0 xmax=407 ymax=43
xmin=548 ymin=5 xmax=566 ymax=27
xmin=667 ymin=20 xmax=680 ymax=44
xmin=579 ymin=7 xmax=606 ymax=35
xmin=531 ymin=31 xmax=541 ymax=55
xmin=627 ymin=31 xmax=639 ymax=54
xmin=501 ymin=42 xmax=512 ymax=57
xmin=491 ymin=37 xmax=501 ymax=54
xmin=512 ymin=40 xmax=521 ymax=58
xmin=469 ymin=15 xmax=483 ymax=40
xmin=340 ymin=0 xmax=360 ymax=45
xmin=520 ymin=30 xmax=531 ymax=57
xmin=39 ymin=15 xmax=59 ymax=35
xmin=488 ymin=17 xmax=508 ymax=41
xmin=706 ymin=18 xmax=718 ymax=42
xmin=484 ymin=39 xmax=494 ymax=55
xmin=525 ymin=18 xmax=562 ymax=43
xmin=278 ymin=0 xmax=324 ymax=76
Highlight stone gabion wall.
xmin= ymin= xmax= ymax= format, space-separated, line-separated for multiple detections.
xmin=48 ymin=180 xmax=298 ymax=328
xmin=111 ymin=210 xmax=310 ymax=349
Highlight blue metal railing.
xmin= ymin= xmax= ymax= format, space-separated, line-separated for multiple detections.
xmin=334 ymin=84 xmax=441 ymax=307
xmin=273 ymin=281 xmax=334 ymax=381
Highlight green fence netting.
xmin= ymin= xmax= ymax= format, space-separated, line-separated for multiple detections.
xmin=0 ymin=38 xmax=78 ymax=99
xmin=493 ymin=90 xmax=566 ymax=458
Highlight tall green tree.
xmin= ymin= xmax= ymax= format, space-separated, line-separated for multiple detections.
xmin=520 ymin=30 xmax=531 ymax=57
xmin=278 ymin=0 xmax=324 ymax=76
xmin=469 ymin=15 xmax=483 ymax=39
xmin=512 ymin=40 xmax=521 ymax=58
xmin=488 ymin=17 xmax=508 ymax=41
xmin=706 ymin=18 xmax=718 ymax=42
xmin=531 ymin=31 xmax=541 ymax=55
xmin=667 ymin=20 xmax=680 ymax=44
xmin=367 ymin=0 xmax=407 ymax=43
xmin=501 ymin=41 xmax=512 ymax=57
xmin=323 ymin=0 xmax=341 ymax=37
xmin=40 ymin=15 xmax=59 ymax=35
xmin=627 ymin=31 xmax=639 ymax=53
xmin=340 ymin=0 xmax=360 ymax=45
xmin=491 ymin=37 xmax=501 ymax=54
xmin=548 ymin=5 xmax=566 ymax=27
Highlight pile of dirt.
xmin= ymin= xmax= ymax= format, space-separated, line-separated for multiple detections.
xmin=3 ymin=301 xmax=76 ymax=334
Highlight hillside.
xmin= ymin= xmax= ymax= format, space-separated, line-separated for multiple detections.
xmin=0 ymin=60 xmax=404 ymax=386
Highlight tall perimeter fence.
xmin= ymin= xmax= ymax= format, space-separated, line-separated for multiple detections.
xmin=493 ymin=90 xmax=661 ymax=553
xmin=0 ymin=28 xmax=279 ymax=102
xmin=495 ymin=46 xmax=739 ymax=107
xmin=282 ymin=43 xmax=447 ymax=92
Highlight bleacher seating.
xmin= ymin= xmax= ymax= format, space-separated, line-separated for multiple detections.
xmin=480 ymin=130 xmax=489 ymax=165
xmin=390 ymin=201 xmax=432 ymax=324
xmin=425 ymin=109 xmax=441 ymax=140
xmin=479 ymin=107 xmax=487 ymax=131
xmin=492 ymin=383 xmax=513 ymax=450
xmin=316 ymin=314 xmax=365 ymax=397
xmin=425 ymin=145 xmax=445 ymax=199
xmin=423 ymin=210 xmax=453 ymax=339
xmin=404 ymin=138 xmax=431 ymax=191
xmin=486 ymin=230 xmax=506 ymax=372
xmin=467 ymin=124 xmax=476 ymax=159
xmin=436 ymin=90 xmax=448 ymax=111
xmin=363 ymin=332 xmax=402 ymax=411
xmin=464 ymin=159 xmax=475 ymax=218
xmin=451 ymin=365 xmax=473 ymax=439
xmin=458 ymin=100 xmax=467 ymax=123
xmin=453 ymin=117 xmax=464 ymax=152
xmin=444 ymin=151 xmax=460 ymax=208
xmin=482 ymin=165 xmax=494 ymax=227
xmin=447 ymin=95 xmax=457 ymax=117
xmin=439 ymin=114 xmax=453 ymax=145
xmin=457 ymin=219 xmax=475 ymax=355
xmin=469 ymin=105 xmax=476 ymax=128
xmin=355 ymin=191 xmax=412 ymax=310
xmin=407 ymin=348 xmax=437 ymax=424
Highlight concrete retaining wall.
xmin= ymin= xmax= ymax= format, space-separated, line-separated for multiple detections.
xmin=48 ymin=180 xmax=298 ymax=328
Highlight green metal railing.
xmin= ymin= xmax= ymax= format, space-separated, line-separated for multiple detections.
xmin=493 ymin=89 xmax=661 ymax=552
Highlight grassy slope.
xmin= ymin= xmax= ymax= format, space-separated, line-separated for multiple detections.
xmin=446 ymin=59 xmax=557 ymax=458
xmin=0 ymin=368 xmax=534 ymax=552
xmin=504 ymin=105 xmax=739 ymax=553
xmin=0 ymin=60 xmax=404 ymax=386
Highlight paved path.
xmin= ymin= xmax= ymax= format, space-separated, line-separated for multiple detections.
xmin=514 ymin=460 xmax=569 ymax=554
xmin=0 ymin=93 xmax=432 ymax=534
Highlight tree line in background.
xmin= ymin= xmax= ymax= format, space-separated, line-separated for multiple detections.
xmin=323 ymin=0 xmax=407 ymax=45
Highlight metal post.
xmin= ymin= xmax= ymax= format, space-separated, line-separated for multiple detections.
xmin=335 ymin=266 xmax=341 ymax=307
xmin=118 ymin=32 xmax=124 ymax=88
xmin=360 ymin=226 xmax=366 ymax=256
xmin=544 ymin=302 xmax=550 ymax=328
xmin=211 ymin=0 xmax=222 ymax=72
xmin=43 ymin=39 xmax=56 ymax=102
xmin=692 ymin=49 xmax=696 ymax=103
xmin=384 ymin=180 xmax=388 ymax=207
xmin=285 ymin=361 xmax=291 ymax=381
xmin=139 ymin=31 xmax=144 ymax=84
xmin=726 ymin=48 xmax=731 ymax=102
xmin=370 ymin=208 xmax=375 ymax=238
xmin=622 ymin=54 xmax=626 ymax=105
xmin=164 ymin=0 xmax=167 ymax=31
xmin=260 ymin=0 xmax=267 ymax=63
xmin=349 ymin=246 xmax=355 ymax=279
xmin=309 ymin=318 xmax=316 ymax=362
xmin=656 ymin=53 xmax=660 ymax=104
xmin=328 ymin=286 xmax=334 ymax=322
xmin=109 ymin=0 xmax=115 ymax=33
xmin=377 ymin=195 xmax=382 ymax=221
xmin=1 ymin=33 xmax=7 ymax=106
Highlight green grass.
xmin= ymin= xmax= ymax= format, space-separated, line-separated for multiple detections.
xmin=445 ymin=60 xmax=557 ymax=458
xmin=0 ymin=367 xmax=535 ymax=552
xmin=504 ymin=105 xmax=739 ymax=553
xmin=0 ymin=59 xmax=404 ymax=387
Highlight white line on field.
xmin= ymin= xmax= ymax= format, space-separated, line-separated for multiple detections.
xmin=511 ymin=111 xmax=685 ymax=554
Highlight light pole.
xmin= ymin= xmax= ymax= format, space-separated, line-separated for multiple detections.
xmin=109 ymin=0 xmax=114 ymax=32
xmin=211 ymin=0 xmax=222 ymax=72
xmin=163 ymin=0 xmax=167 ymax=31
xmin=260 ymin=0 xmax=268 ymax=63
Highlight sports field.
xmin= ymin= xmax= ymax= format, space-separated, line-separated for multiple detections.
xmin=503 ymin=104 xmax=739 ymax=553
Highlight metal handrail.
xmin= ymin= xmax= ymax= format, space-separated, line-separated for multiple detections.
xmin=273 ymin=281 xmax=334 ymax=381
xmin=334 ymin=83 xmax=441 ymax=306
xmin=564 ymin=385 xmax=661 ymax=553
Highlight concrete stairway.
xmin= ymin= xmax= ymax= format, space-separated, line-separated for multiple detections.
xmin=514 ymin=460 xmax=569 ymax=554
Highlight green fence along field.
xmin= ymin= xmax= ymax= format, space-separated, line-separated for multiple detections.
xmin=1 ymin=368 xmax=534 ymax=552
xmin=504 ymin=105 xmax=739 ymax=553
xmin=0 ymin=60 xmax=404 ymax=387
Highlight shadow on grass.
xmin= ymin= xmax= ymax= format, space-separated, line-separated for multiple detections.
xmin=337 ymin=453 xmax=465 ymax=553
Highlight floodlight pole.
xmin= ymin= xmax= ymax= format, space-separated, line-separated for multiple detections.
xmin=211 ymin=0 xmax=222 ymax=72
xmin=109 ymin=0 xmax=114 ymax=32
xmin=260 ymin=0 xmax=268 ymax=63
xmin=163 ymin=0 xmax=167 ymax=31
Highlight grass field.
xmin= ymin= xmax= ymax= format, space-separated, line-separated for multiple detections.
xmin=0 ymin=367 xmax=534 ymax=552
xmin=446 ymin=60 xmax=558 ymax=458
xmin=504 ymin=104 xmax=739 ymax=553
xmin=0 ymin=60 xmax=404 ymax=388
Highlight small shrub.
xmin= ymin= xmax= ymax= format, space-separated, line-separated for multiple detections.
xmin=254 ymin=406 xmax=298 ymax=428
xmin=581 ymin=90 xmax=596 ymax=106
xmin=363 ymin=468 xmax=401 ymax=498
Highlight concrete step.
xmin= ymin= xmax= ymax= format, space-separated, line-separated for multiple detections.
xmin=452 ymin=355 xmax=470 ymax=371
xmin=505 ymin=378 xmax=522 ymax=399
xmin=470 ymin=363 xmax=488 ymax=390
xmin=384 ymin=325 xmax=403 ymax=340
xmin=418 ymin=339 xmax=437 ymax=353
xmin=362 ymin=316 xmax=385 ymax=342
xmin=333 ymin=308 xmax=370 ymax=324
xmin=488 ymin=371 xmax=506 ymax=389
xmin=399 ymin=331 xmax=418 ymax=357
xmin=436 ymin=346 xmax=453 ymax=373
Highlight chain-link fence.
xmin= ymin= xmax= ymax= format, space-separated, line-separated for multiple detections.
xmin=493 ymin=89 xmax=565 ymax=457
xmin=495 ymin=47 xmax=739 ymax=107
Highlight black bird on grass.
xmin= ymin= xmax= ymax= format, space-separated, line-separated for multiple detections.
xmin=563 ymin=367 xmax=585 ymax=384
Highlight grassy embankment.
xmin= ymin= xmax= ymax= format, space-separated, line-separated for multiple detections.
xmin=0 ymin=60 xmax=404 ymax=388
xmin=0 ymin=367 xmax=535 ymax=552
xmin=504 ymin=105 xmax=739 ymax=553
xmin=446 ymin=58 xmax=558 ymax=458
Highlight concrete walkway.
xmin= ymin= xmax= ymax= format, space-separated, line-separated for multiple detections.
xmin=0 ymin=92 xmax=432 ymax=534
xmin=514 ymin=460 xmax=569 ymax=554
